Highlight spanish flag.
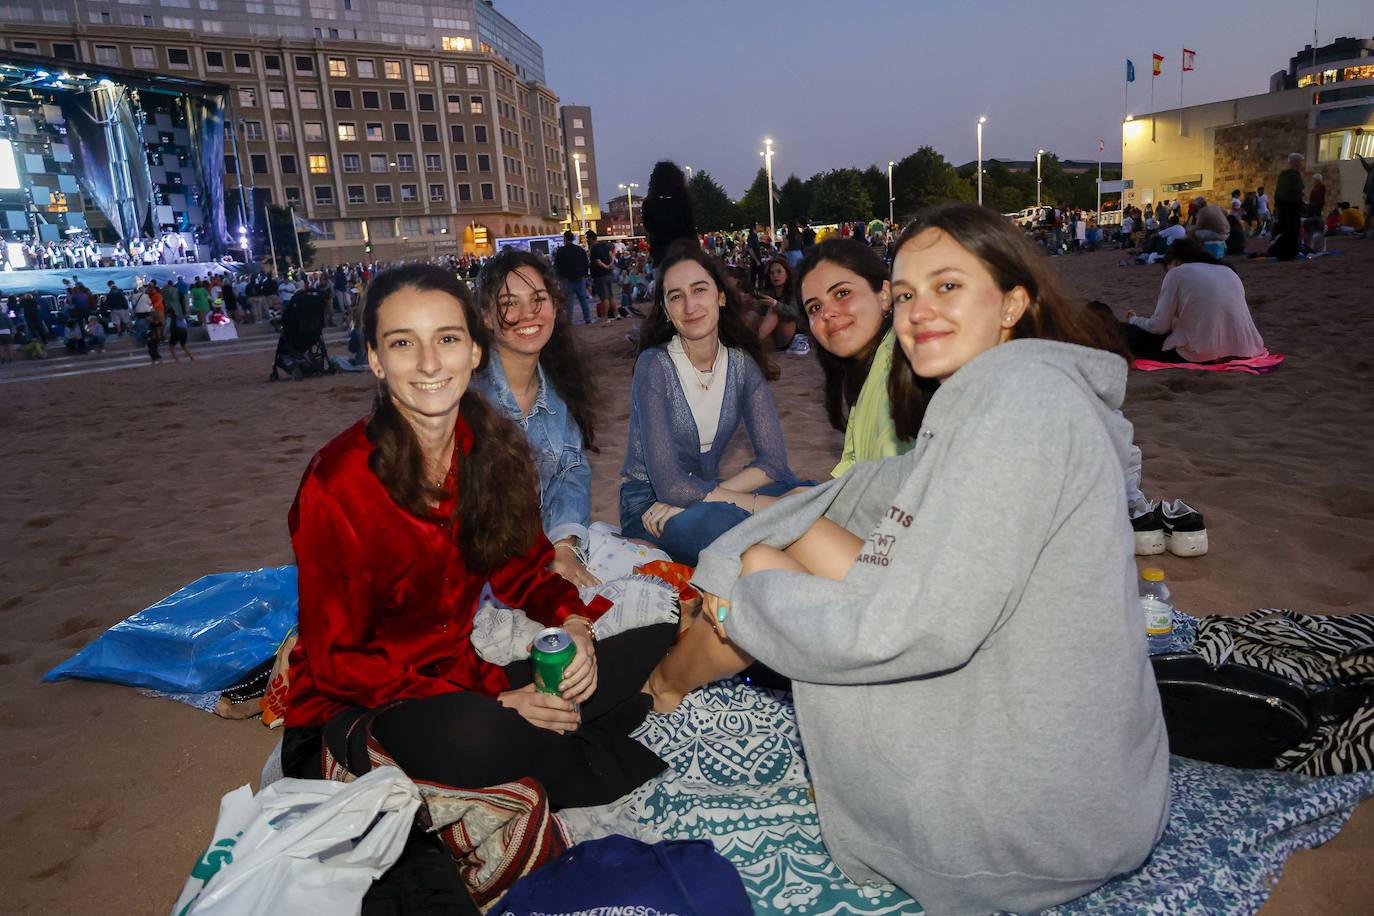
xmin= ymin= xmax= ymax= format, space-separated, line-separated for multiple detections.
xmin=1152 ymin=53 xmax=1164 ymax=76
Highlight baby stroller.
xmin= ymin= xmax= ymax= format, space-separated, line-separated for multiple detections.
xmin=268 ymin=290 xmax=335 ymax=381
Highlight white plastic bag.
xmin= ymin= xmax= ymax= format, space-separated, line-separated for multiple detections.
xmin=172 ymin=766 xmax=420 ymax=916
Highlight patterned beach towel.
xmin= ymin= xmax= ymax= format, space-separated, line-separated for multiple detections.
xmin=617 ymin=680 xmax=1374 ymax=915
xmin=1133 ymin=350 xmax=1286 ymax=375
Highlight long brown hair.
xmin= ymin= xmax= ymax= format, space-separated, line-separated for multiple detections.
xmin=475 ymin=249 xmax=598 ymax=452
xmin=888 ymin=204 xmax=1127 ymax=441
xmin=636 ymin=239 xmax=779 ymax=380
xmin=361 ymin=264 xmax=542 ymax=572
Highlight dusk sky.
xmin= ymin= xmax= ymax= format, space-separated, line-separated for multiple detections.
xmin=503 ymin=0 xmax=1371 ymax=200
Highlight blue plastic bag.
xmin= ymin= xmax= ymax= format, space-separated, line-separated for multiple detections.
xmin=43 ymin=567 xmax=298 ymax=693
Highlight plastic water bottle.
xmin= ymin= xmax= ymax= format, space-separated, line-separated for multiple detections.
xmin=1140 ymin=568 xmax=1174 ymax=653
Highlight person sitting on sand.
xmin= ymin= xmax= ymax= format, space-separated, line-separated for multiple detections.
xmin=620 ymin=241 xmax=800 ymax=567
xmin=1122 ymin=238 xmax=1265 ymax=363
xmin=754 ymin=258 xmax=809 ymax=355
xmin=280 ymin=263 xmax=675 ymax=810
xmin=795 ymin=237 xmax=933 ymax=477
xmin=646 ymin=203 xmax=1169 ymax=914
xmin=1188 ymin=195 xmax=1229 ymax=244
xmin=473 ymin=249 xmax=601 ymax=589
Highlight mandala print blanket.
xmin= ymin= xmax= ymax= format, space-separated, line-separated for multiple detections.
xmin=616 ymin=680 xmax=1374 ymax=915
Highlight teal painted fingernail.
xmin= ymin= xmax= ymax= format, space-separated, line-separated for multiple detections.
xmin=717 ymin=607 xmax=728 ymax=622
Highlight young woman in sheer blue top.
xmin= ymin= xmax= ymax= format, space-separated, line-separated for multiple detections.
xmin=473 ymin=249 xmax=600 ymax=587
xmin=620 ymin=240 xmax=799 ymax=566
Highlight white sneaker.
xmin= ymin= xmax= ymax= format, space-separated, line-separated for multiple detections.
xmin=1130 ymin=498 xmax=1166 ymax=556
xmin=785 ymin=333 xmax=811 ymax=356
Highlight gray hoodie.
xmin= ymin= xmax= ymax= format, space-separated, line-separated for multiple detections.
xmin=693 ymin=339 xmax=1170 ymax=915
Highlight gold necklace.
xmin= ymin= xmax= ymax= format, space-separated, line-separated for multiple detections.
xmin=684 ymin=344 xmax=719 ymax=390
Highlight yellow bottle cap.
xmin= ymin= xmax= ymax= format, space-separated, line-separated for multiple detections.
xmin=1142 ymin=568 xmax=1166 ymax=582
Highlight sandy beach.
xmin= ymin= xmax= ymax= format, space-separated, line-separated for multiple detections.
xmin=3 ymin=240 xmax=1372 ymax=913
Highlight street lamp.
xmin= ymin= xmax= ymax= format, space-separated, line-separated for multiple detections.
xmin=887 ymin=160 xmax=895 ymax=226
xmin=1036 ymin=148 xmax=1044 ymax=210
xmin=684 ymin=165 xmax=693 ymax=181
xmin=976 ymin=116 xmax=986 ymax=206
xmin=759 ymin=138 xmax=775 ymax=240
xmin=618 ymin=181 xmax=639 ymax=237
xmin=572 ymin=152 xmax=587 ymax=236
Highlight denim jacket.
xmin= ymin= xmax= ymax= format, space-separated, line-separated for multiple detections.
xmin=473 ymin=351 xmax=591 ymax=548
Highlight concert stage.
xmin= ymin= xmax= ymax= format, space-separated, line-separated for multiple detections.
xmin=0 ymin=260 xmax=243 ymax=297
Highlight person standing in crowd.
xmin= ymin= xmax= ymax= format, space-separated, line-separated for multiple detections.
xmin=1267 ymin=153 xmax=1306 ymax=261
xmin=104 ymin=281 xmax=131 ymax=336
xmin=1307 ymin=171 xmax=1327 ymax=220
xmin=785 ymin=220 xmax=805 ymax=269
xmin=474 ymin=250 xmax=601 ymax=588
xmin=640 ymin=161 xmax=697 ymax=268
xmin=189 ymin=279 xmax=212 ymax=326
xmin=587 ymin=230 xmax=617 ymax=322
xmin=1255 ymin=185 xmax=1271 ymax=236
xmin=0 ymin=296 xmax=14 ymax=363
xmin=620 ymin=242 xmax=799 ymax=567
xmin=20 ymin=292 xmax=47 ymax=345
xmin=553 ymin=230 xmax=594 ymax=325
xmin=164 ymin=282 xmax=194 ymax=363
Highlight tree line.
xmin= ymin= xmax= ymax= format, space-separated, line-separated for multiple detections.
xmin=684 ymin=147 xmax=1121 ymax=232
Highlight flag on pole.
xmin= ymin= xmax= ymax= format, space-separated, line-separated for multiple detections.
xmin=291 ymin=211 xmax=325 ymax=235
xmin=1182 ymin=48 xmax=1196 ymax=71
xmin=1126 ymin=59 xmax=1136 ymax=82
xmin=1152 ymin=53 xmax=1164 ymax=76
xmin=1098 ymin=138 xmax=1105 ymax=153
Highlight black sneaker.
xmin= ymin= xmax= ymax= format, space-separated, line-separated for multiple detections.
xmin=1161 ymin=499 xmax=1208 ymax=557
xmin=1130 ymin=498 xmax=1165 ymax=556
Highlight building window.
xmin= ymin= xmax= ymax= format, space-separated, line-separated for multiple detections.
xmin=250 ymin=154 xmax=269 ymax=174
xmin=204 ymin=50 xmax=225 ymax=71
xmin=337 ymin=123 xmax=358 ymax=142
xmin=389 ymin=91 xmax=408 ymax=111
xmin=234 ymin=52 xmax=252 ymax=71
xmin=315 ymin=185 xmax=333 ymax=205
xmin=424 ymin=154 xmax=442 ymax=172
xmin=243 ymin=120 xmax=264 ymax=141
xmin=342 ymin=153 xmax=361 ymax=172
xmin=94 ymin=45 xmax=120 ymax=66
xmin=400 ymin=184 xmax=418 ymax=202
xmin=458 ymin=183 xmax=472 ymax=201
xmin=413 ymin=63 xmax=431 ymax=82
xmin=571 ymin=118 xmax=583 ymax=129
xmin=347 ymin=185 xmax=366 ymax=203
xmin=394 ymin=123 xmax=412 ymax=142
xmin=441 ymin=36 xmax=472 ymax=52
xmin=275 ymin=122 xmax=292 ymax=141
xmin=401 ymin=216 xmax=421 ymax=236
xmin=295 ymin=55 xmax=314 ymax=75
xmin=263 ymin=53 xmax=281 ymax=74
xmin=300 ymin=89 xmax=320 ymax=109
xmin=343 ymin=220 xmax=363 ymax=240
xmin=474 ymin=125 xmax=487 ymax=143
xmin=470 ymin=96 xmax=484 ymax=115
xmin=446 ymin=94 xmax=463 ymax=114
xmin=237 ymin=87 xmax=258 ymax=108
xmin=465 ymin=65 xmax=479 ymax=84
xmin=418 ymin=93 xmax=435 ymax=112
xmin=427 ymin=216 xmax=447 ymax=234
xmin=429 ymin=183 xmax=445 ymax=202
xmin=280 ymin=154 xmax=298 ymax=174
xmin=332 ymin=89 xmax=353 ymax=110
xmin=304 ymin=122 xmax=325 ymax=142
xmin=421 ymin=124 xmax=439 ymax=143
xmin=396 ymin=154 xmax=415 ymax=172
xmin=374 ymin=184 xmax=393 ymax=203
xmin=167 ymin=48 xmax=191 ymax=69
xmin=328 ymin=57 xmax=347 ymax=78
xmin=285 ymin=186 xmax=303 ymax=205
xmin=480 ymin=183 xmax=494 ymax=201
xmin=370 ymin=153 xmax=388 ymax=172
xmin=449 ymin=125 xmax=466 ymax=143
xmin=477 ymin=154 xmax=491 ymax=172
xmin=361 ymin=91 xmax=381 ymax=111
xmin=365 ymin=123 xmax=384 ymax=141
xmin=453 ymin=153 xmax=468 ymax=171
xmin=357 ymin=58 xmax=375 ymax=78
xmin=441 ymin=64 xmax=457 ymax=84
xmin=384 ymin=59 xmax=402 ymax=80
xmin=132 ymin=47 xmax=156 ymax=68
xmin=269 ymin=89 xmax=287 ymax=108
xmin=316 ymin=219 xmax=336 ymax=239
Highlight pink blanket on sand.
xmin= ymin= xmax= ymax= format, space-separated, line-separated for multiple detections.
xmin=1133 ymin=350 xmax=1286 ymax=376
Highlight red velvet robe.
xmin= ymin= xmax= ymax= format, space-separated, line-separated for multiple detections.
xmin=285 ymin=416 xmax=597 ymax=727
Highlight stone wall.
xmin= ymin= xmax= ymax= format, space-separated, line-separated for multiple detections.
xmin=1210 ymin=112 xmax=1345 ymax=205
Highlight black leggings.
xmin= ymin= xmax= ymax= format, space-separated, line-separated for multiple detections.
xmin=283 ymin=623 xmax=677 ymax=810
xmin=1119 ymin=322 xmax=1186 ymax=363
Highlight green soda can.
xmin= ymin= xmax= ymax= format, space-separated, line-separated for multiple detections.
xmin=530 ymin=627 xmax=576 ymax=697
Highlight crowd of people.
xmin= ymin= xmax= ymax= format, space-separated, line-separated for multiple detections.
xmin=0 ymin=229 xmax=196 ymax=271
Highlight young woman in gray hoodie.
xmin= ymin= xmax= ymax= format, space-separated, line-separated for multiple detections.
xmin=652 ymin=204 xmax=1170 ymax=914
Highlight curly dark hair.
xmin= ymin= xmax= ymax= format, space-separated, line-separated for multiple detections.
xmin=360 ymin=263 xmax=542 ymax=572
xmin=475 ymin=249 xmax=598 ymax=452
xmin=635 ymin=240 xmax=779 ymax=380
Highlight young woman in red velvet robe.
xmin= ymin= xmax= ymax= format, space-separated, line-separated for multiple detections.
xmin=280 ymin=263 xmax=674 ymax=809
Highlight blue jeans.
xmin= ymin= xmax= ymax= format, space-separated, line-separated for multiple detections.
xmin=562 ymin=279 xmax=592 ymax=323
xmin=619 ymin=478 xmax=802 ymax=568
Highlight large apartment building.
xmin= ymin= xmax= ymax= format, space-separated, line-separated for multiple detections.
xmin=0 ymin=0 xmax=591 ymax=260
xmin=561 ymin=105 xmax=602 ymax=233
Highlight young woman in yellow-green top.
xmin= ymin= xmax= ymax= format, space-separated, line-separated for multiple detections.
xmin=797 ymin=238 xmax=935 ymax=476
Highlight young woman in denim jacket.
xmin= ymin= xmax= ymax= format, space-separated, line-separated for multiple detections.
xmin=473 ymin=250 xmax=600 ymax=587
xmin=620 ymin=241 xmax=800 ymax=567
